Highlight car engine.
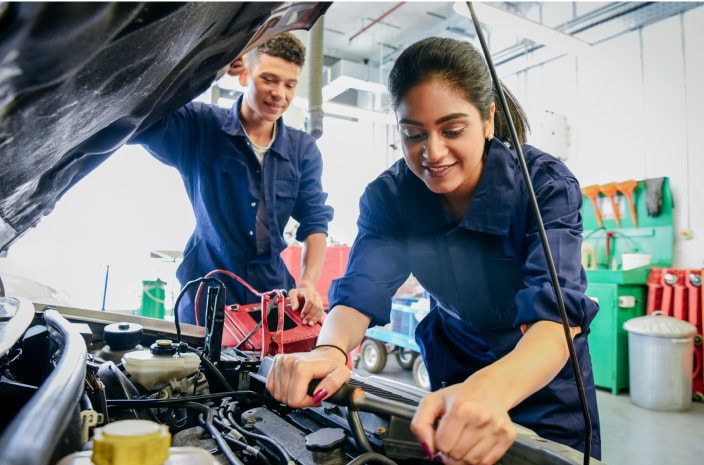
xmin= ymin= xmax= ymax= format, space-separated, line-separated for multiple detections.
xmin=0 ymin=292 xmax=600 ymax=465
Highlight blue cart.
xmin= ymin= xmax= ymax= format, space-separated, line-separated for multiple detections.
xmin=357 ymin=298 xmax=430 ymax=390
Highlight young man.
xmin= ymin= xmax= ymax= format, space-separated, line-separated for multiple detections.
xmin=132 ymin=33 xmax=334 ymax=326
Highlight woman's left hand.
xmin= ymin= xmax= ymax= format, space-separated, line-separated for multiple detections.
xmin=411 ymin=380 xmax=516 ymax=465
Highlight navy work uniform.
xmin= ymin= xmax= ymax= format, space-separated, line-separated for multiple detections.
xmin=133 ymin=96 xmax=334 ymax=325
xmin=329 ymin=139 xmax=601 ymax=458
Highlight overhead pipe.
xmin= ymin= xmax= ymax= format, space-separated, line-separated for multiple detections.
xmin=306 ymin=16 xmax=324 ymax=139
xmin=349 ymin=2 xmax=405 ymax=43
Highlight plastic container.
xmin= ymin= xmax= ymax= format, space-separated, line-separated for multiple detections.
xmin=621 ymin=253 xmax=651 ymax=270
xmin=140 ymin=279 xmax=166 ymax=319
xmin=56 ymin=448 xmax=219 ymax=465
xmin=581 ymin=243 xmax=597 ymax=270
xmin=122 ymin=340 xmax=200 ymax=390
xmin=56 ymin=420 xmax=218 ymax=465
xmin=623 ymin=312 xmax=696 ymax=411
xmin=98 ymin=322 xmax=144 ymax=364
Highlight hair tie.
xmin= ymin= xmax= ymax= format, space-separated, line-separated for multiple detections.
xmin=309 ymin=344 xmax=348 ymax=361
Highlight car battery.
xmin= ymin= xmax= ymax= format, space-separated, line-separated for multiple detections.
xmin=221 ymin=294 xmax=323 ymax=358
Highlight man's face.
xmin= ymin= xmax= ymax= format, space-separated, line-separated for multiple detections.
xmin=239 ymin=53 xmax=301 ymax=123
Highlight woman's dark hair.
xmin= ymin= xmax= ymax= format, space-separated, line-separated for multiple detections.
xmin=388 ymin=37 xmax=529 ymax=147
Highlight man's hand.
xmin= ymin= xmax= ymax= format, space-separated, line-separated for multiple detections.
xmin=288 ymin=286 xmax=324 ymax=326
xmin=226 ymin=56 xmax=247 ymax=77
xmin=215 ymin=56 xmax=246 ymax=81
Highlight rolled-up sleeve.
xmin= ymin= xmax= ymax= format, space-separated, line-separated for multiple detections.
xmin=293 ymin=137 xmax=334 ymax=241
xmin=328 ymin=177 xmax=410 ymax=327
xmin=513 ymin=176 xmax=599 ymax=330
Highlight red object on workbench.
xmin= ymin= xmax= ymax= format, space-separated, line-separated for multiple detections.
xmin=282 ymin=245 xmax=351 ymax=309
xmin=221 ymin=296 xmax=323 ymax=356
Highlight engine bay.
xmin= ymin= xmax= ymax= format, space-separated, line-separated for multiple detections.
xmin=0 ymin=293 xmax=601 ymax=465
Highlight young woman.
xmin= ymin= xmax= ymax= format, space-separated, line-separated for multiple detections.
xmin=266 ymin=37 xmax=600 ymax=465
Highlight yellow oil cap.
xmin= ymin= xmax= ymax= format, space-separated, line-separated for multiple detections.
xmin=92 ymin=420 xmax=170 ymax=465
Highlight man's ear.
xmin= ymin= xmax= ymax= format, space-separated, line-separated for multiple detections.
xmin=238 ymin=69 xmax=248 ymax=87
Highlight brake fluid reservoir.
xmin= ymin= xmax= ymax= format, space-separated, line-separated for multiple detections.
xmin=122 ymin=340 xmax=200 ymax=390
xmin=56 ymin=420 xmax=218 ymax=465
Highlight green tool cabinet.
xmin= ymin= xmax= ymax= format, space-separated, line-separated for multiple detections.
xmin=585 ymin=269 xmax=649 ymax=394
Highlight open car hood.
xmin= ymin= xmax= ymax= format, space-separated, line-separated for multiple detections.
xmin=0 ymin=1 xmax=330 ymax=252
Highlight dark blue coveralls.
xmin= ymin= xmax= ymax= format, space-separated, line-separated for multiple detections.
xmin=132 ymin=96 xmax=334 ymax=325
xmin=329 ymin=139 xmax=601 ymax=458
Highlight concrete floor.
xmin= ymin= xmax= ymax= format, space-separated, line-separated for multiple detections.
xmin=353 ymin=355 xmax=704 ymax=465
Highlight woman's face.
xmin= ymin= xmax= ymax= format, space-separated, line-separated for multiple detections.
xmin=397 ymin=78 xmax=494 ymax=202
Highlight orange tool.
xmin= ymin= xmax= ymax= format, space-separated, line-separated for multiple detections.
xmin=581 ymin=185 xmax=603 ymax=228
xmin=617 ymin=180 xmax=638 ymax=228
xmin=600 ymin=182 xmax=621 ymax=228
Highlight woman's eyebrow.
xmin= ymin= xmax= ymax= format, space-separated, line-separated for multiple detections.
xmin=398 ymin=118 xmax=422 ymax=126
xmin=435 ymin=112 xmax=470 ymax=124
xmin=399 ymin=113 xmax=470 ymax=127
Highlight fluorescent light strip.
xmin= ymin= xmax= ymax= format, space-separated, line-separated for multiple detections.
xmin=453 ymin=2 xmax=593 ymax=57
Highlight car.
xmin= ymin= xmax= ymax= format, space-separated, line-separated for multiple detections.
xmin=0 ymin=3 xmax=603 ymax=465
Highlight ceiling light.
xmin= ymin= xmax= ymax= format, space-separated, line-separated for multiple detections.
xmin=452 ymin=2 xmax=593 ymax=57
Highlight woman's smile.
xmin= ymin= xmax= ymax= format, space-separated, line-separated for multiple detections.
xmin=423 ymin=162 xmax=456 ymax=177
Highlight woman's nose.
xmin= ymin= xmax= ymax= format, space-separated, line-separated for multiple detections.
xmin=423 ymin=135 xmax=446 ymax=161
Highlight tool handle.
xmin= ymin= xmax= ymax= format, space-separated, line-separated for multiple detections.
xmin=308 ymin=380 xmax=417 ymax=420
xmin=308 ymin=379 xmax=359 ymax=406
xmin=589 ymin=197 xmax=603 ymax=228
xmin=626 ymin=196 xmax=638 ymax=228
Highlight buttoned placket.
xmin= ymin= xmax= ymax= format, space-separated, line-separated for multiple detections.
xmin=241 ymin=137 xmax=259 ymax=240
xmin=254 ymin=144 xmax=271 ymax=256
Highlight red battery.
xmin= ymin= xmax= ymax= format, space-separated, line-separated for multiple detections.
xmin=221 ymin=295 xmax=323 ymax=358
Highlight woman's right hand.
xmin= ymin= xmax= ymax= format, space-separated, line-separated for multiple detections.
xmin=266 ymin=346 xmax=351 ymax=408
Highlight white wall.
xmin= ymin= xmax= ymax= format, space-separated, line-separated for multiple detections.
xmin=507 ymin=7 xmax=704 ymax=269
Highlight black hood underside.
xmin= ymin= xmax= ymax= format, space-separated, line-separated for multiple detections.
xmin=0 ymin=1 xmax=329 ymax=252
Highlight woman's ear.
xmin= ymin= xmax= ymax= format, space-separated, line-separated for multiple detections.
xmin=485 ymin=102 xmax=496 ymax=138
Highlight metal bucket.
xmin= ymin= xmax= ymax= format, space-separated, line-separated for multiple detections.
xmin=623 ymin=312 xmax=696 ymax=411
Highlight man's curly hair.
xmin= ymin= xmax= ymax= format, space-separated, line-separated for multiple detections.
xmin=248 ymin=32 xmax=305 ymax=67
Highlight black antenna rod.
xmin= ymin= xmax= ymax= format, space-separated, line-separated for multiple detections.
xmin=465 ymin=2 xmax=592 ymax=463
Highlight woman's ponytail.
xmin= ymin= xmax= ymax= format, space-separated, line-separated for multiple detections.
xmin=492 ymin=82 xmax=530 ymax=148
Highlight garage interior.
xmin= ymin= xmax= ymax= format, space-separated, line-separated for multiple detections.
xmin=1 ymin=2 xmax=704 ymax=465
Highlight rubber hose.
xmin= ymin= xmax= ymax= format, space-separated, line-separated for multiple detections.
xmin=184 ymin=402 xmax=245 ymax=465
xmin=346 ymin=409 xmax=373 ymax=453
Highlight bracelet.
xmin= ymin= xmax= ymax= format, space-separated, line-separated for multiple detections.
xmin=309 ymin=344 xmax=348 ymax=361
